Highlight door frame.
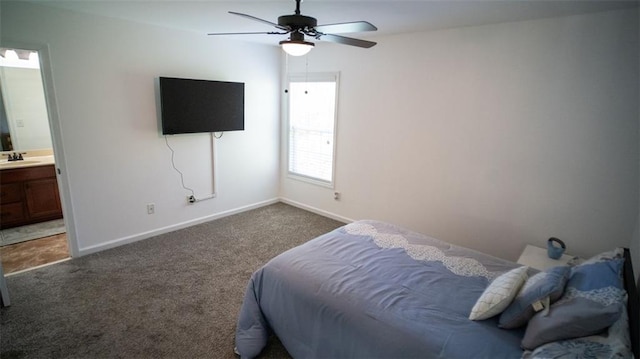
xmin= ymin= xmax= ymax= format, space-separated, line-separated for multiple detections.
xmin=1 ymin=40 xmax=79 ymax=258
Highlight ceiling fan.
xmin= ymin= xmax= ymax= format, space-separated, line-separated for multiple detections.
xmin=208 ymin=0 xmax=377 ymax=56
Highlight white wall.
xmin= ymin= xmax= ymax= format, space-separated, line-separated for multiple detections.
xmin=632 ymin=7 xmax=640 ymax=278
xmin=1 ymin=2 xmax=281 ymax=255
xmin=632 ymin=7 xmax=640 ymax=286
xmin=282 ymin=9 xmax=639 ymax=262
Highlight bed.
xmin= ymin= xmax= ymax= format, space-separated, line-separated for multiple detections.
xmin=235 ymin=220 xmax=639 ymax=358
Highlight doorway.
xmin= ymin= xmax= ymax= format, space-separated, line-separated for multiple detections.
xmin=0 ymin=47 xmax=71 ymax=274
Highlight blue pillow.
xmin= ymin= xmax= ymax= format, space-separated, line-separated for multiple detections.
xmin=499 ymin=265 xmax=570 ymax=329
xmin=524 ymin=305 xmax=633 ymax=359
xmin=521 ymin=258 xmax=625 ymax=350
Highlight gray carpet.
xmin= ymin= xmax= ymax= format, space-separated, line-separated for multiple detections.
xmin=0 ymin=203 xmax=344 ymax=359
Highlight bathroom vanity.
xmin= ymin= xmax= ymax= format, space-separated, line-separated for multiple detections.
xmin=0 ymin=160 xmax=62 ymax=229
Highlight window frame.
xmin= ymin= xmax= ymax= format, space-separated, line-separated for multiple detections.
xmin=285 ymin=72 xmax=340 ymax=188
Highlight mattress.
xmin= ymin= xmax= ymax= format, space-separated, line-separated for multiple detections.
xmin=235 ymin=220 xmax=527 ymax=358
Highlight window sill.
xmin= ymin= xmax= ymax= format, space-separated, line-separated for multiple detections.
xmin=286 ymin=172 xmax=334 ymax=189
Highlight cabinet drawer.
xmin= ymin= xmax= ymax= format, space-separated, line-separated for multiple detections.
xmin=0 ymin=182 xmax=23 ymax=204
xmin=1 ymin=165 xmax=56 ymax=183
xmin=0 ymin=201 xmax=26 ymax=225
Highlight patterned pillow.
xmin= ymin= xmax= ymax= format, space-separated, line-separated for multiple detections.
xmin=469 ymin=266 xmax=528 ymax=320
xmin=581 ymin=248 xmax=624 ymax=265
xmin=499 ymin=265 xmax=570 ymax=329
xmin=521 ymin=258 xmax=625 ymax=350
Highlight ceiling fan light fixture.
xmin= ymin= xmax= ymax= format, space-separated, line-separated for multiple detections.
xmin=210 ymin=0 xmax=377 ymax=51
xmin=280 ymin=39 xmax=314 ymax=56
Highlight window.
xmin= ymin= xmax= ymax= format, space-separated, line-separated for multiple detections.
xmin=286 ymin=73 xmax=338 ymax=186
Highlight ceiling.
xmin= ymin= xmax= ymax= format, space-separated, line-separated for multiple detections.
xmin=27 ymin=0 xmax=639 ymax=46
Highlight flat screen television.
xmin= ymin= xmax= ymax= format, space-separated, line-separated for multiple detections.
xmin=159 ymin=77 xmax=244 ymax=135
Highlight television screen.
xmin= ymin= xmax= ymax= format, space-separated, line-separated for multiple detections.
xmin=159 ymin=77 xmax=244 ymax=135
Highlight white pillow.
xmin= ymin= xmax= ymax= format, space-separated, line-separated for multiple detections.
xmin=469 ymin=266 xmax=529 ymax=320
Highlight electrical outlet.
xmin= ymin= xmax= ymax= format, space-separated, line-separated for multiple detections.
xmin=334 ymin=192 xmax=341 ymax=200
xmin=147 ymin=203 xmax=155 ymax=215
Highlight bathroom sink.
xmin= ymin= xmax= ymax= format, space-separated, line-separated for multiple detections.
xmin=0 ymin=160 xmax=41 ymax=167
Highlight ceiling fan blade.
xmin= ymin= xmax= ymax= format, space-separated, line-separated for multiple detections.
xmin=208 ymin=31 xmax=287 ymax=36
xmin=229 ymin=11 xmax=290 ymax=31
xmin=314 ymin=21 xmax=377 ymax=34
xmin=318 ymin=34 xmax=377 ymax=48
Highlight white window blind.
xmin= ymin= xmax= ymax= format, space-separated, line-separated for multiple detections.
xmin=287 ymin=73 xmax=338 ymax=185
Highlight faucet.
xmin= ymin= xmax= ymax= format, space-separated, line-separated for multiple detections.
xmin=3 ymin=152 xmax=26 ymax=161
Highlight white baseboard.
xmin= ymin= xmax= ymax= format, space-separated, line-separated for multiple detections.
xmin=77 ymin=197 xmax=350 ymax=257
xmin=278 ymin=198 xmax=354 ymax=224
xmin=77 ymin=198 xmax=280 ymax=256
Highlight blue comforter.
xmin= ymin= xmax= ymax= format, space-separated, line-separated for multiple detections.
xmin=236 ymin=220 xmax=526 ymax=358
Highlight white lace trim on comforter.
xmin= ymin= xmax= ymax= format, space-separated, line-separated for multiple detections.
xmin=345 ymin=222 xmax=498 ymax=280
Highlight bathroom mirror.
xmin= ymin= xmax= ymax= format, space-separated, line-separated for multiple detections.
xmin=0 ymin=48 xmax=53 ymax=152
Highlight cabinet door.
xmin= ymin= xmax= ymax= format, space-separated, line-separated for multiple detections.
xmin=0 ymin=201 xmax=26 ymax=226
xmin=25 ymin=178 xmax=62 ymax=219
xmin=0 ymin=183 xmax=23 ymax=204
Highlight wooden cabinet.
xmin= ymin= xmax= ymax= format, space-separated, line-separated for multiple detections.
xmin=0 ymin=165 xmax=63 ymax=229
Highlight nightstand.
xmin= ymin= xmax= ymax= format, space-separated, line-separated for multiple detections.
xmin=517 ymin=244 xmax=577 ymax=271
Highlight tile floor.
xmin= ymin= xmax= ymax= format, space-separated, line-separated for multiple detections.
xmin=0 ymin=233 xmax=69 ymax=274
xmin=1 ymin=219 xmax=66 ymax=246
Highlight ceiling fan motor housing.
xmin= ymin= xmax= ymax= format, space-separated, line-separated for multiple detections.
xmin=278 ymin=14 xmax=317 ymax=30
